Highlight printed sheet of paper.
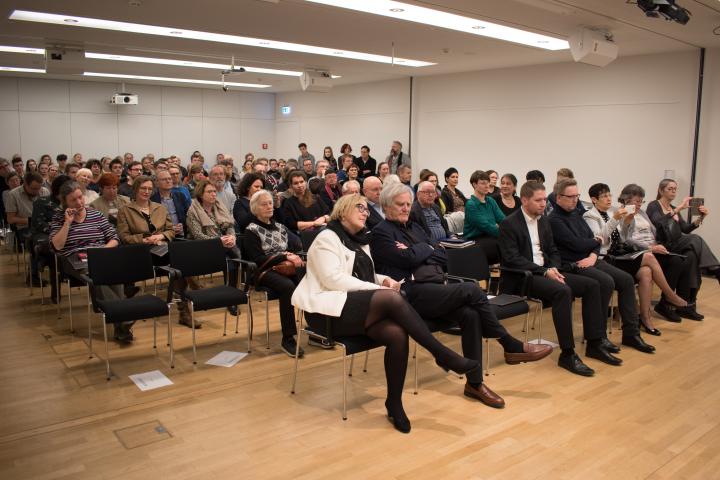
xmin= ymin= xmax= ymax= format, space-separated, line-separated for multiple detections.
xmin=129 ymin=370 xmax=174 ymax=391
xmin=205 ymin=351 xmax=248 ymax=368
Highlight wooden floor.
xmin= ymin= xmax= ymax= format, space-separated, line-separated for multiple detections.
xmin=1 ymin=249 xmax=719 ymax=480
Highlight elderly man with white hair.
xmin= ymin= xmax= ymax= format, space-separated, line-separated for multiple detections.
xmin=370 ymin=182 xmax=552 ymax=409
xmin=410 ymin=180 xmax=451 ymax=243
xmin=341 ymin=180 xmax=360 ymax=196
xmin=209 ymin=164 xmax=236 ymax=212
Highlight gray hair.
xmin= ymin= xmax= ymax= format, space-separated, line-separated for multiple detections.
xmin=249 ymin=189 xmax=273 ymax=216
xmin=380 ymin=182 xmax=413 ymax=210
xmin=393 ymin=140 xmax=403 ymax=149
xmin=341 ymin=180 xmax=360 ymax=194
xmin=618 ymin=184 xmax=646 ymax=205
xmin=59 ymin=181 xmax=81 ymax=208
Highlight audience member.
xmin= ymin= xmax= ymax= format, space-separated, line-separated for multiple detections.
xmin=90 ymin=173 xmax=130 ymax=225
xmin=76 ymin=168 xmax=99 ymax=204
xmin=496 ymin=173 xmax=521 ymax=216
xmin=151 ymin=170 xmax=190 ymax=238
xmin=292 ymin=193 xmax=479 ymax=433
xmin=12 ymin=156 xmax=24 ymax=177
xmin=84 ymin=159 xmax=102 ymax=192
xmin=117 ymin=175 xmax=174 ymax=246
xmin=525 ymin=169 xmax=545 ymax=184
xmin=547 ymin=168 xmax=585 ymax=215
xmin=548 ymin=178 xmax=654 ymax=357
xmin=65 ymin=163 xmax=80 ymax=181
xmin=370 ymin=183 xmax=552 ymax=409
xmin=118 ymin=161 xmax=142 ymax=198
xmin=233 ymin=172 xmax=266 ymax=233
xmin=396 ymin=164 xmax=412 ymax=188
xmin=209 ymin=165 xmax=237 ymax=213
xmin=440 ymin=167 xmax=467 ymax=213
xmin=342 ymin=180 xmax=360 ymax=196
xmin=322 ymin=146 xmax=337 ymax=170
xmin=411 ymin=181 xmax=451 ymax=243
xmin=297 ymin=142 xmax=315 ymax=167
xmin=463 ymin=170 xmax=504 ymax=264
xmin=281 ymin=171 xmax=330 ymax=232
xmin=362 ymin=176 xmax=384 ymax=230
xmin=356 ymin=145 xmax=376 ymax=179
xmin=486 ymin=170 xmax=499 ymax=198
xmin=418 ymin=169 xmax=445 ymax=214
xmin=377 ymin=161 xmax=390 ymax=182
xmin=385 ymin=140 xmax=411 ymax=173
xmin=109 ymin=158 xmax=124 ymax=178
xmin=25 ymin=158 xmax=37 ymax=174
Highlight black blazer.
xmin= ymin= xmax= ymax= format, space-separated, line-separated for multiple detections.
xmin=410 ymin=201 xmax=449 ymax=241
xmin=366 ymin=202 xmax=384 ymax=231
xmin=499 ymin=209 xmax=562 ymax=279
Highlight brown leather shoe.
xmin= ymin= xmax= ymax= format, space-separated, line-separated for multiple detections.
xmin=464 ymin=382 xmax=505 ymax=409
xmin=504 ymin=342 xmax=553 ymax=365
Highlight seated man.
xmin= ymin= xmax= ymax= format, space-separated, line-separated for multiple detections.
xmin=6 ymin=171 xmax=50 ymax=286
xmin=209 ymin=165 xmax=236 ymax=213
xmin=151 ymin=169 xmax=190 ymax=238
xmin=341 ymin=180 xmax=360 ymax=196
xmin=410 ymin=180 xmax=451 ymax=244
xmin=318 ymin=168 xmax=342 ymax=210
xmin=370 ymin=183 xmax=552 ymax=409
xmin=546 ymin=168 xmax=586 ymax=215
xmin=549 ymin=178 xmax=654 ymax=357
xmin=362 ymin=176 xmax=384 ymax=230
xmin=499 ymin=181 xmax=611 ymax=377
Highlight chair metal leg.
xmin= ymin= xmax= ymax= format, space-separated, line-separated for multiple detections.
xmin=290 ymin=325 xmax=303 ymax=394
xmin=523 ymin=307 xmax=531 ymax=344
xmin=168 ymin=305 xmax=175 ymax=368
xmin=87 ymin=304 xmax=93 ymax=358
xmin=363 ymin=350 xmax=369 ymax=373
xmin=153 ymin=316 xmax=157 ymax=349
xmin=102 ymin=315 xmax=111 ymax=380
xmin=484 ymin=339 xmax=490 ymax=376
xmin=67 ymin=280 xmax=74 ymax=333
xmin=265 ymin=292 xmax=270 ymax=350
xmin=190 ymin=301 xmax=197 ymax=364
xmin=341 ymin=344 xmax=348 ymax=420
xmin=247 ymin=301 xmax=252 ymax=353
xmin=348 ymin=354 xmax=355 ymax=377
xmin=223 ymin=309 xmax=228 ymax=336
xmin=55 ymin=256 xmax=62 ymax=319
xmin=413 ymin=341 xmax=419 ymax=395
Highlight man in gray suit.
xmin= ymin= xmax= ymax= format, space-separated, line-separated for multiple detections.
xmin=385 ymin=140 xmax=411 ymax=174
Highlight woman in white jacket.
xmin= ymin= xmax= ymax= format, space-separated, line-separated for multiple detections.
xmin=292 ymin=194 xmax=478 ymax=434
xmin=584 ymin=183 xmax=687 ymax=336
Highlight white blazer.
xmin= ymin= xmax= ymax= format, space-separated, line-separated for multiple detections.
xmin=291 ymin=228 xmax=390 ymax=317
xmin=583 ymin=206 xmax=624 ymax=255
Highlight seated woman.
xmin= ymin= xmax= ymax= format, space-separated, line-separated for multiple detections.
xmin=376 ymin=161 xmax=390 ymax=183
xmin=242 ymin=190 xmax=304 ymax=357
xmin=485 ymin=169 xmax=500 ymax=198
xmin=184 ymin=180 xmax=241 ymax=322
xmin=644 ymin=179 xmax=719 ymax=320
xmin=281 ymin=170 xmax=330 ymax=232
xmin=90 ymin=173 xmax=130 ymax=225
xmin=463 ymin=170 xmax=504 ymax=264
xmin=232 ymin=172 xmax=266 ymax=233
xmin=49 ymin=181 xmax=131 ymax=341
xmin=341 ymin=163 xmax=362 ymax=188
xmin=116 ymin=175 xmax=174 ymax=246
xmin=496 ymin=173 xmax=521 ymax=216
xmin=440 ymin=167 xmax=467 ymax=213
xmin=584 ymin=183 xmax=688 ymax=335
xmin=84 ymin=159 xmax=103 ymax=193
xmin=75 ymin=168 xmax=99 ymax=204
xmin=292 ymin=194 xmax=479 ymax=434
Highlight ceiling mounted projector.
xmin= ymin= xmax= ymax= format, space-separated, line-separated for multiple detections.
xmin=568 ymin=29 xmax=618 ymax=67
xmin=636 ymin=0 xmax=691 ymax=25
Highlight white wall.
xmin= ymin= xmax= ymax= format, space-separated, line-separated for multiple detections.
xmin=274 ymin=78 xmax=410 ymax=161
xmin=695 ymin=48 xmax=720 ymax=254
xmin=412 ymin=51 xmax=700 ymax=207
xmin=0 ymin=78 xmax=275 ymax=165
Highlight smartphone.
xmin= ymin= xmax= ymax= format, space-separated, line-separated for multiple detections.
xmin=689 ymin=197 xmax=704 ymax=217
xmin=625 ymin=204 xmax=636 ymax=214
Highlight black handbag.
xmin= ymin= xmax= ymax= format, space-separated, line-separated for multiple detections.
xmin=655 ymin=216 xmax=683 ymax=251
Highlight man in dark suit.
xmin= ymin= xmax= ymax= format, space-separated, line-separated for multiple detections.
xmin=499 ymin=181 xmax=611 ymax=377
xmin=371 ymin=182 xmax=551 ymax=408
xmin=410 ymin=180 xmax=450 ymax=243
xmin=151 ymin=170 xmax=190 ymax=237
xmin=548 ymin=178 xmax=655 ymax=357
xmin=362 ymin=176 xmax=384 ymax=230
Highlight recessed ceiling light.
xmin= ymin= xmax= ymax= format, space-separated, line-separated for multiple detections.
xmin=0 ymin=66 xmax=45 ymax=72
xmin=0 ymin=45 xmax=44 ymax=54
xmin=305 ymin=0 xmax=569 ymax=51
xmin=9 ymin=9 xmax=435 ymax=66
xmin=83 ymin=71 xmax=271 ymax=88
xmin=85 ymin=52 xmax=342 ymax=77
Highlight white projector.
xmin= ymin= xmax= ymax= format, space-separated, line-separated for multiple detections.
xmin=110 ymin=93 xmax=139 ymax=105
xmin=569 ymin=28 xmax=618 ymax=67
xmin=299 ymin=71 xmax=332 ymax=93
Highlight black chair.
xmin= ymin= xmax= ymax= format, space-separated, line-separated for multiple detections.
xmin=446 ymin=244 xmax=532 ymax=375
xmin=300 ymin=227 xmax=324 ymax=252
xmin=82 ymin=245 xmax=171 ymax=380
xmin=165 ymin=238 xmax=251 ymax=364
xmin=291 ymin=310 xmax=382 ymax=420
xmin=55 ymin=252 xmax=92 ymax=332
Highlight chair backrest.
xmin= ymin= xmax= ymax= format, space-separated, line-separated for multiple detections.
xmin=300 ymin=227 xmax=324 ymax=252
xmin=168 ymin=238 xmax=227 ymax=277
xmin=446 ymin=243 xmax=490 ymax=282
xmin=87 ymin=244 xmax=155 ymax=286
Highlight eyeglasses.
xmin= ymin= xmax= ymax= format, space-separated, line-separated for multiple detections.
xmin=138 ymin=186 xmax=154 ymax=192
xmin=419 ymin=190 xmax=436 ymax=195
xmin=559 ymin=194 xmax=580 ymax=200
xmin=355 ymin=204 xmax=369 ymax=214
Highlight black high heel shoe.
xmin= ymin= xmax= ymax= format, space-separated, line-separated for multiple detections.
xmin=435 ymin=354 xmax=480 ymax=375
xmin=640 ymin=318 xmax=661 ymax=336
xmin=385 ymin=402 xmax=411 ymax=434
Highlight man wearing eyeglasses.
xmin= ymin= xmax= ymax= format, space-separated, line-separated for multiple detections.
xmin=549 ymin=178 xmax=655 ymax=363
xmin=118 ymin=161 xmax=143 ymax=198
xmin=410 ymin=181 xmax=450 ymax=244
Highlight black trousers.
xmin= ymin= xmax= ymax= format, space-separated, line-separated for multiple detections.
xmin=474 ymin=236 xmax=500 ymax=265
xmin=528 ymin=273 xmax=605 ymax=349
xmin=575 ymin=260 xmax=639 ymax=336
xmin=655 ymin=253 xmax=687 ymax=300
xmin=257 ymin=270 xmax=299 ymax=338
xmin=404 ymin=281 xmax=506 ymax=384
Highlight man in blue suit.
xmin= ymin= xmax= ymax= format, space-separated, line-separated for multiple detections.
xmin=152 ymin=169 xmax=191 ymax=237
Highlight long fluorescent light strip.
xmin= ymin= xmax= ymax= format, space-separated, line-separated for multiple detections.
xmin=305 ymin=0 xmax=568 ymax=51
xmin=10 ymin=10 xmax=434 ymax=67
xmin=0 ymin=45 xmax=45 ymax=54
xmin=84 ymin=72 xmax=271 ymax=88
xmin=0 ymin=66 xmax=45 ymax=73
xmin=85 ymin=52 xmax=341 ymax=78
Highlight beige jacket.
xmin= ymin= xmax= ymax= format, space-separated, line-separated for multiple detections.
xmin=116 ymin=201 xmax=175 ymax=244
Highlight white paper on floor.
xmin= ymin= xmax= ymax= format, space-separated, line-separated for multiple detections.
xmin=205 ymin=351 xmax=248 ymax=368
xmin=129 ymin=370 xmax=174 ymax=391
xmin=532 ymin=338 xmax=559 ymax=347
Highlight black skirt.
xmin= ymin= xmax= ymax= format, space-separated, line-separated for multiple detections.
xmin=306 ymin=290 xmax=375 ymax=338
xmin=607 ymin=256 xmax=643 ymax=277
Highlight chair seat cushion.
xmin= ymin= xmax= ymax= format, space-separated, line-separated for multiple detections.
xmin=185 ymin=285 xmax=247 ymax=311
xmin=98 ymin=295 xmax=169 ymax=324
xmin=491 ymin=296 xmax=529 ymax=320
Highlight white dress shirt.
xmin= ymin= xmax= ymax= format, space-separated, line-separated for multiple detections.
xmin=522 ymin=208 xmax=544 ymax=267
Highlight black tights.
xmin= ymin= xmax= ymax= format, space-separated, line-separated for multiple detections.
xmin=363 ymin=290 xmax=467 ymax=419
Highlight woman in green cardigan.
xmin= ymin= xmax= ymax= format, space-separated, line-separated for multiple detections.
xmin=463 ymin=170 xmax=505 ymax=264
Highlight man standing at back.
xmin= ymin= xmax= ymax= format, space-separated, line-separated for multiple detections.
xmin=385 ymin=140 xmax=411 ymax=174
xmin=297 ymin=142 xmax=315 ymax=167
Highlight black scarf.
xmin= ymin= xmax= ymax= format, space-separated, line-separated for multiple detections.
xmin=326 ymin=220 xmax=375 ymax=283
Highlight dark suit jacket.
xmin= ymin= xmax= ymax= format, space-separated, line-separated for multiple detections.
xmin=150 ymin=190 xmax=190 ymax=226
xmin=410 ymin=201 xmax=449 ymax=241
xmin=548 ymin=206 xmax=601 ymax=263
xmin=369 ymin=219 xmax=446 ymax=282
xmin=366 ymin=202 xmax=384 ymax=231
xmin=499 ymin=209 xmax=561 ymax=275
